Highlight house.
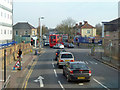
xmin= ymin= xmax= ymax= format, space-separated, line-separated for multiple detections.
xmin=74 ymin=21 xmax=96 ymax=37
xmin=13 ymin=22 xmax=38 ymax=47
xmin=0 ymin=0 xmax=13 ymax=44
xmin=102 ymin=18 xmax=120 ymax=60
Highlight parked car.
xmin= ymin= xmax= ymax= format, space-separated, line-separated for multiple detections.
xmin=44 ymin=41 xmax=49 ymax=46
xmin=67 ymin=43 xmax=74 ymax=48
xmin=64 ymin=42 xmax=69 ymax=47
xmin=55 ymin=49 xmax=66 ymax=61
xmin=53 ymin=44 xmax=64 ymax=49
xmin=57 ymin=52 xmax=74 ymax=68
xmin=63 ymin=61 xmax=91 ymax=82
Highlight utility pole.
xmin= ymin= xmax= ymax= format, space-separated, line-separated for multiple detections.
xmin=39 ymin=18 xmax=41 ymax=49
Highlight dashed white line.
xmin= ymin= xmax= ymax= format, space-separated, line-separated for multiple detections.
xmin=93 ymin=78 xmax=110 ymax=90
xmin=54 ymin=69 xmax=58 ymax=77
xmin=58 ymin=81 xmax=65 ymax=90
xmin=52 ymin=63 xmax=55 ymax=68
xmin=85 ymin=61 xmax=88 ymax=64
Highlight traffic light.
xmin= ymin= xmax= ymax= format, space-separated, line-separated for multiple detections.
xmin=76 ymin=38 xmax=78 ymax=41
xmin=92 ymin=39 xmax=95 ymax=44
xmin=31 ymin=38 xmax=33 ymax=45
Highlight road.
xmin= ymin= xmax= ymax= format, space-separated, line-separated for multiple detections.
xmin=24 ymin=46 xmax=119 ymax=89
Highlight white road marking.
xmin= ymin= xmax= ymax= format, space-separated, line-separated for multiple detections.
xmin=52 ymin=63 xmax=55 ymax=68
xmin=89 ymin=61 xmax=94 ymax=64
xmin=93 ymin=78 xmax=110 ymax=90
xmin=79 ymin=83 xmax=84 ymax=85
xmin=52 ymin=59 xmax=53 ymax=62
xmin=54 ymin=69 xmax=58 ymax=77
xmin=58 ymin=81 xmax=65 ymax=90
xmin=98 ymin=61 xmax=119 ymax=72
xmin=34 ymin=76 xmax=44 ymax=87
xmin=85 ymin=61 xmax=88 ymax=64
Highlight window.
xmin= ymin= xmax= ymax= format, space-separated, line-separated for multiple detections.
xmin=32 ymin=31 xmax=35 ymax=35
xmin=4 ymin=30 xmax=6 ymax=34
xmin=8 ymin=14 xmax=9 ymax=19
xmin=25 ymin=31 xmax=28 ymax=35
xmin=1 ymin=30 xmax=2 ymax=34
xmin=16 ymin=31 xmax=18 ymax=35
xmin=87 ymin=30 xmax=90 ymax=34
xmin=61 ymin=54 xmax=73 ymax=58
xmin=4 ymin=13 xmax=6 ymax=18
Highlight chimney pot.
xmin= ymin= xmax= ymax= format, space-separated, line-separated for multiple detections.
xmin=84 ymin=21 xmax=88 ymax=24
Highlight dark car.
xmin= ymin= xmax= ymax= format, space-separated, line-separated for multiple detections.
xmin=67 ymin=43 xmax=74 ymax=48
xmin=55 ymin=49 xmax=66 ymax=61
xmin=63 ymin=61 xmax=91 ymax=82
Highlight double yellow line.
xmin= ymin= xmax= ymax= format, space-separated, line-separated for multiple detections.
xmin=22 ymin=60 xmax=37 ymax=90
xmin=22 ymin=50 xmax=45 ymax=90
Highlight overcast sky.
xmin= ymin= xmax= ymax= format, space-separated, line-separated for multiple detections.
xmin=13 ymin=0 xmax=118 ymax=28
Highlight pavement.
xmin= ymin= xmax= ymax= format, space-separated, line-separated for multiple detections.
xmin=0 ymin=47 xmax=43 ymax=89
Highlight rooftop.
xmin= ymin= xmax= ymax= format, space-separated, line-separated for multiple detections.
xmin=13 ymin=22 xmax=36 ymax=30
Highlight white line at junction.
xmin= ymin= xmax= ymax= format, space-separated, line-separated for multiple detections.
xmin=93 ymin=78 xmax=110 ymax=90
xmin=58 ymin=81 xmax=65 ymax=90
xmin=54 ymin=69 xmax=58 ymax=77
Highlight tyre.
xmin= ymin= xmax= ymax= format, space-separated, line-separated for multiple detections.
xmin=87 ymin=80 xmax=90 ymax=82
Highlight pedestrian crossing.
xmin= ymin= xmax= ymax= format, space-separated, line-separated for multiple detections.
xmin=76 ymin=61 xmax=98 ymax=65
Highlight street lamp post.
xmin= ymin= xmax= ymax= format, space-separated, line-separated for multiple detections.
xmin=39 ymin=17 xmax=44 ymax=49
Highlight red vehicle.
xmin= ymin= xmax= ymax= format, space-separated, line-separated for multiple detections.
xmin=49 ymin=34 xmax=63 ymax=48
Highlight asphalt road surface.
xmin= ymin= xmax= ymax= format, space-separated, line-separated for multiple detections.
xmin=25 ymin=46 xmax=119 ymax=90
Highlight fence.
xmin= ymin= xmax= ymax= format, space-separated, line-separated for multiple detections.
xmin=0 ymin=43 xmax=32 ymax=69
xmin=14 ymin=36 xmax=31 ymax=44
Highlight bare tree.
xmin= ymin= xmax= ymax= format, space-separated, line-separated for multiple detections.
xmin=56 ymin=17 xmax=76 ymax=39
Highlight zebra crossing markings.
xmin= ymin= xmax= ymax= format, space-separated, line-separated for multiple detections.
xmin=79 ymin=61 xmax=97 ymax=65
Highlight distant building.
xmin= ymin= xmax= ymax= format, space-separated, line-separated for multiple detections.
xmin=0 ymin=0 xmax=13 ymax=44
xmin=13 ymin=22 xmax=38 ymax=47
xmin=74 ymin=21 xmax=96 ymax=37
xmin=102 ymin=18 xmax=120 ymax=60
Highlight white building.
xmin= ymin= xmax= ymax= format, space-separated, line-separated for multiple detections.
xmin=0 ymin=0 xmax=13 ymax=44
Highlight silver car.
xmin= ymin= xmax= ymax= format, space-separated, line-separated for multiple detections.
xmin=57 ymin=52 xmax=74 ymax=68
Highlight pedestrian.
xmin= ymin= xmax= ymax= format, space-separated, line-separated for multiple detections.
xmin=18 ymin=49 xmax=22 ymax=70
xmin=18 ymin=49 xmax=22 ymax=58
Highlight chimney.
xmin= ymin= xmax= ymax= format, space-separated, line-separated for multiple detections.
xmin=79 ymin=22 xmax=82 ymax=25
xmin=75 ymin=24 xmax=78 ymax=28
xmin=84 ymin=21 xmax=88 ymax=24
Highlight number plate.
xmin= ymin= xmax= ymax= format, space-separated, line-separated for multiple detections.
xmin=78 ymin=77 xmax=85 ymax=79
xmin=65 ymin=60 xmax=70 ymax=62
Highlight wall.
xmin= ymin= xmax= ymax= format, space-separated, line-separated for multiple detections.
xmin=81 ymin=28 xmax=96 ymax=37
xmin=0 ymin=43 xmax=32 ymax=69
xmin=104 ymin=31 xmax=119 ymax=60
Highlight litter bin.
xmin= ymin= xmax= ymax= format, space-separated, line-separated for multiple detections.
xmin=35 ymin=50 xmax=38 ymax=55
